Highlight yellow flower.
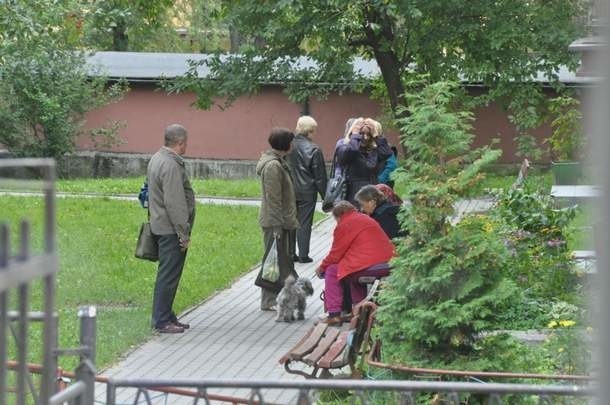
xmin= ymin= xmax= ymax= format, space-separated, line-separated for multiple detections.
xmin=482 ymin=222 xmax=494 ymax=233
xmin=558 ymin=347 xmax=565 ymax=353
xmin=548 ymin=320 xmax=558 ymax=328
xmin=559 ymin=320 xmax=576 ymax=328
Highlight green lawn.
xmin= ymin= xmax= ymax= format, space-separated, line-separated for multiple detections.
xmin=1 ymin=196 xmax=263 ymax=371
xmin=55 ymin=177 xmax=262 ymax=198
xmin=567 ymin=205 xmax=595 ymax=250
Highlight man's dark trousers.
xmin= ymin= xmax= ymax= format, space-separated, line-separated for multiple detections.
xmin=296 ymin=199 xmax=316 ymax=259
xmin=152 ymin=234 xmax=187 ymax=328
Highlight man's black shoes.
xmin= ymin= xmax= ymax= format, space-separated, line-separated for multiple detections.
xmin=155 ymin=323 xmax=184 ymax=334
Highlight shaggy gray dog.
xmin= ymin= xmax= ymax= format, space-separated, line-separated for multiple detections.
xmin=276 ymin=276 xmax=314 ymax=322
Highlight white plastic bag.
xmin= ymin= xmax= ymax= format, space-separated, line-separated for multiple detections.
xmin=261 ymin=238 xmax=280 ymax=282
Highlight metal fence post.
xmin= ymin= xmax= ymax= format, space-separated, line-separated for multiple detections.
xmin=76 ymin=306 xmax=96 ymax=405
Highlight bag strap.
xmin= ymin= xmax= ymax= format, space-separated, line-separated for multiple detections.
xmin=330 ymin=149 xmax=344 ymax=178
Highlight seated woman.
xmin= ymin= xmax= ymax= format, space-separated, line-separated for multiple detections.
xmin=315 ymin=201 xmax=394 ymax=326
xmin=355 ymin=185 xmax=404 ymax=239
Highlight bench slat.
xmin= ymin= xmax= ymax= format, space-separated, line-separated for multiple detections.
xmin=330 ymin=343 xmax=351 ymax=369
xmin=289 ymin=323 xmax=328 ymax=360
xmin=279 ymin=325 xmax=316 ymax=364
xmin=317 ymin=330 xmax=351 ymax=369
xmin=302 ymin=327 xmax=341 ymax=366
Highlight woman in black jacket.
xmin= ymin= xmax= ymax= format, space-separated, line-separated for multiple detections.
xmin=354 ymin=185 xmax=404 ymax=239
xmin=335 ymin=118 xmax=392 ymax=206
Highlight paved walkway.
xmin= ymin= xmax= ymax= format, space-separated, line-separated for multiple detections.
xmin=95 ymin=216 xmax=334 ymax=404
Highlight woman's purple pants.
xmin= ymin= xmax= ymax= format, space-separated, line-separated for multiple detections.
xmin=324 ymin=263 xmax=390 ymax=313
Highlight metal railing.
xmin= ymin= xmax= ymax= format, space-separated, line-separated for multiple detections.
xmin=106 ymin=377 xmax=594 ymax=404
xmin=0 ymin=158 xmax=57 ymax=404
xmin=0 ymin=159 xmax=96 ymax=404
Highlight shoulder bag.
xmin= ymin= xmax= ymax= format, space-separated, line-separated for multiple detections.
xmin=322 ymin=151 xmax=347 ymax=212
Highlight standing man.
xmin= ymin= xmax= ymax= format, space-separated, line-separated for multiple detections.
xmin=286 ymin=116 xmax=328 ymax=263
xmin=147 ymin=124 xmax=196 ymax=333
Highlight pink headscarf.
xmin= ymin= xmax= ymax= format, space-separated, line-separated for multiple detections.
xmin=375 ymin=183 xmax=403 ymax=205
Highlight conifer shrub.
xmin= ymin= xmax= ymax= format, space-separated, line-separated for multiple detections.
xmin=376 ymin=80 xmax=518 ymax=366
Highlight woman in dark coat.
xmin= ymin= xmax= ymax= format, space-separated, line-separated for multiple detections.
xmin=255 ymin=128 xmax=299 ymax=311
xmin=334 ymin=118 xmax=392 ymax=206
xmin=354 ymin=185 xmax=404 ymax=239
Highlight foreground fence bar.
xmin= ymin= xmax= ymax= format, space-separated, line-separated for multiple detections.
xmin=106 ymin=378 xmax=594 ymax=404
xmin=0 ymin=159 xmax=59 ymax=404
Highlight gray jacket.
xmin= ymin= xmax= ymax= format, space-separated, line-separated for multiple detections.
xmin=256 ymin=150 xmax=299 ymax=230
xmin=286 ymin=133 xmax=328 ymax=201
xmin=147 ymin=147 xmax=196 ymax=241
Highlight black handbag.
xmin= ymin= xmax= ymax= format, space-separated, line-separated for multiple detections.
xmin=322 ymin=152 xmax=347 ymax=212
xmin=135 ymin=222 xmax=159 ymax=262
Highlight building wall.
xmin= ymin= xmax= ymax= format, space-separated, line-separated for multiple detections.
xmin=81 ymin=82 xmax=570 ymax=164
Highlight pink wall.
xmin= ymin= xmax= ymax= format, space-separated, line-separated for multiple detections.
xmin=82 ymin=83 xmax=572 ymax=163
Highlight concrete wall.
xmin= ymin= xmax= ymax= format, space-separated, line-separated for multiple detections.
xmin=77 ymin=82 xmax=586 ymax=173
xmin=2 ymin=75 xmax=590 ymax=179
xmin=57 ymin=151 xmax=257 ymax=179
xmin=80 ymin=83 xmax=395 ymax=162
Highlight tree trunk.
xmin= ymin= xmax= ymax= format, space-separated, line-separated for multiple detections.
xmin=361 ymin=6 xmax=406 ymax=118
xmin=112 ymin=21 xmax=128 ymax=51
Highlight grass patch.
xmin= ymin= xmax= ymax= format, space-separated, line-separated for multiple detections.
xmin=0 ymin=196 xmax=263 ymax=371
xmin=567 ymin=205 xmax=594 ymax=250
xmin=54 ymin=177 xmax=262 ymax=198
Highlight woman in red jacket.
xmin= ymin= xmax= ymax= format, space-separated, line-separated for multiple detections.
xmin=316 ymin=201 xmax=395 ymax=326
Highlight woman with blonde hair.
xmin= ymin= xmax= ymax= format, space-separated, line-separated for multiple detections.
xmin=333 ymin=117 xmax=392 ymax=206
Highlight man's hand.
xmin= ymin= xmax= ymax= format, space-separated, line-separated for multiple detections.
xmin=272 ymin=226 xmax=282 ymax=239
xmin=179 ymin=238 xmax=190 ymax=251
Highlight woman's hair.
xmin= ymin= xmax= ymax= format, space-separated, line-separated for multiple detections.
xmin=355 ymin=185 xmax=387 ymax=205
xmin=375 ymin=183 xmax=403 ymax=205
xmin=331 ymin=200 xmax=357 ymax=218
xmin=268 ymin=127 xmax=295 ymax=151
xmin=366 ymin=118 xmax=382 ymax=137
xmin=295 ymin=116 xmax=317 ymax=135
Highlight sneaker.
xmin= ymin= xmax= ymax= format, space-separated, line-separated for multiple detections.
xmin=298 ymin=256 xmax=314 ymax=263
xmin=293 ymin=254 xmax=301 ymax=263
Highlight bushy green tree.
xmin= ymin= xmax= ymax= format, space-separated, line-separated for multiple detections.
xmin=376 ymin=80 xmax=517 ymax=363
xmin=169 ymin=0 xmax=585 ymax=116
xmin=0 ymin=1 xmax=125 ymax=159
xmin=82 ymin=0 xmax=173 ymax=51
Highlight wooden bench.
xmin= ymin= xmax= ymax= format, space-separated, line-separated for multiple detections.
xmin=279 ymin=281 xmax=379 ymax=379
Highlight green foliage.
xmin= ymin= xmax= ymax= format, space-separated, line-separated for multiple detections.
xmin=82 ymin=0 xmax=174 ymax=51
xmin=542 ymin=302 xmax=591 ymax=375
xmin=0 ymin=1 xmax=126 ymax=159
xmin=546 ymin=96 xmax=585 ymax=161
xmin=494 ymin=187 xmax=578 ymax=300
xmin=170 ymin=0 xmax=585 ymax=117
xmin=377 ymin=80 xmax=516 ymax=362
